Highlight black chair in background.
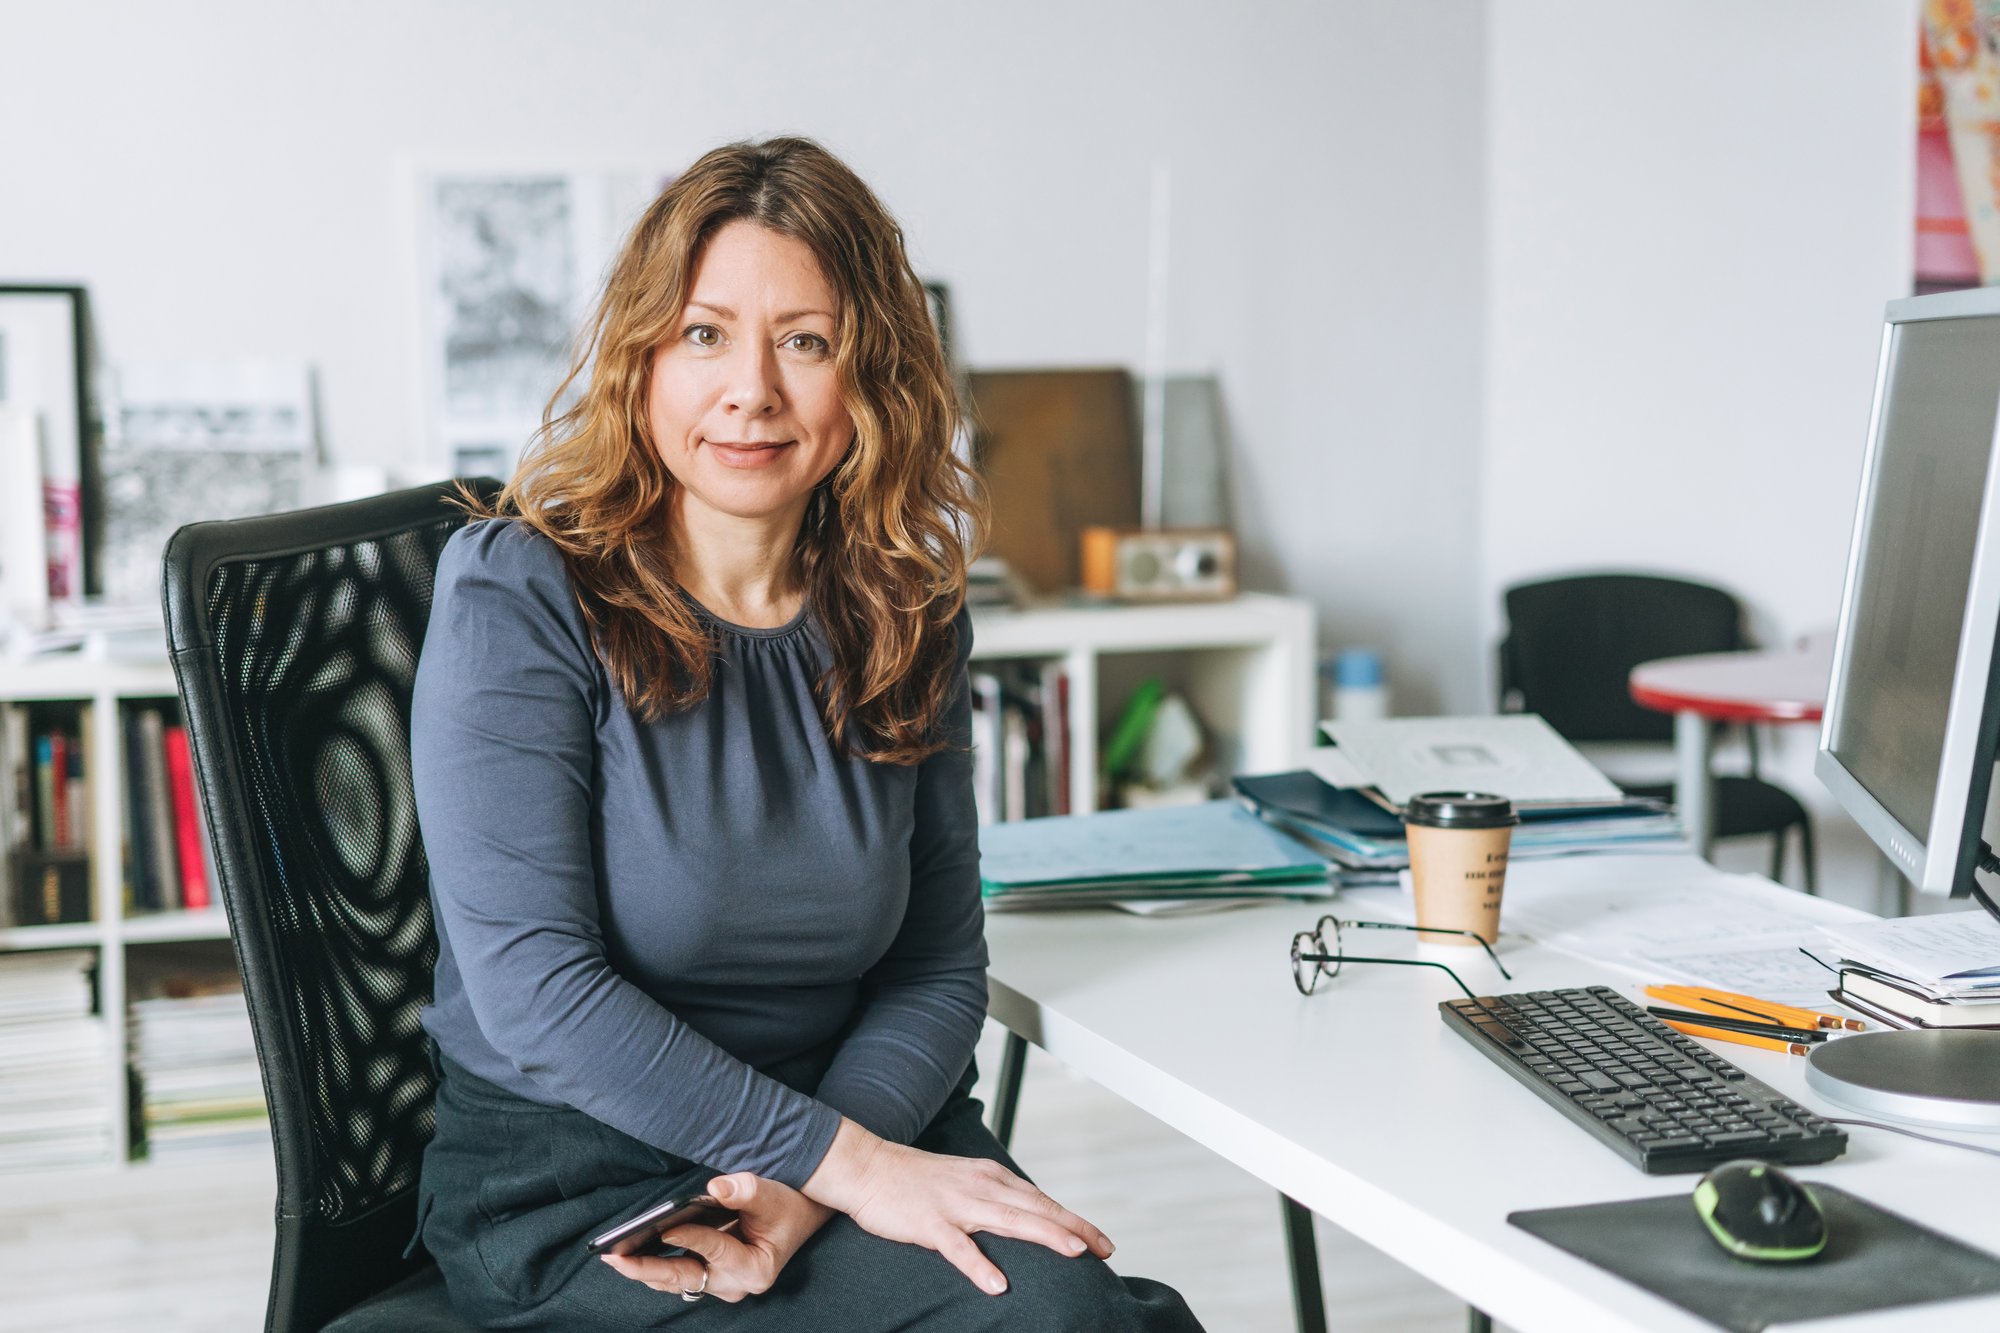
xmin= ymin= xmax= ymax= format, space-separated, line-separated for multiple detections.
xmin=1499 ymin=573 xmax=1817 ymax=892
xmin=163 ymin=480 xmax=500 ymax=1332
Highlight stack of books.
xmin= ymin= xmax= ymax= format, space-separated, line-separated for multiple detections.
xmin=1819 ymin=912 xmax=2000 ymax=1031
xmin=129 ymin=974 xmax=267 ymax=1162
xmin=0 ymin=949 xmax=114 ymax=1172
xmin=0 ymin=703 xmax=93 ymax=927
xmin=1232 ymin=769 xmax=1681 ymax=877
xmin=120 ymin=703 xmax=213 ymax=915
xmin=978 ymin=800 xmax=1332 ymax=911
xmin=969 ymin=661 xmax=1071 ymax=825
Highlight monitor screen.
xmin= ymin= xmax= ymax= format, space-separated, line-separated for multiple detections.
xmin=1827 ymin=314 xmax=2000 ymax=837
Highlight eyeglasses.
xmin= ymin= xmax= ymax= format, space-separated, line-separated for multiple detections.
xmin=1288 ymin=915 xmax=1514 ymax=1000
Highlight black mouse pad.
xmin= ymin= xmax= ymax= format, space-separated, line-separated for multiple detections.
xmin=1509 ymin=1185 xmax=2000 ymax=1332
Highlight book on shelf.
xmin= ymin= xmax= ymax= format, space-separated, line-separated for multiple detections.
xmin=122 ymin=707 xmax=156 ymax=912
xmin=118 ymin=703 xmax=218 ymax=916
xmin=0 ymin=948 xmax=115 ymax=1172
xmin=1 ymin=702 xmax=95 ymax=927
xmin=0 ymin=697 xmax=223 ymax=924
xmin=135 ymin=705 xmax=181 ymax=911
xmin=161 ymin=724 xmax=209 ymax=910
xmin=970 ymin=661 xmax=1071 ymax=826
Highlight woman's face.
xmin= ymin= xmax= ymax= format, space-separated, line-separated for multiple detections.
xmin=647 ymin=219 xmax=853 ymax=531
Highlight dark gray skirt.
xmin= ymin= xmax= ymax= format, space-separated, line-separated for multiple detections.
xmin=416 ymin=1052 xmax=1204 ymax=1332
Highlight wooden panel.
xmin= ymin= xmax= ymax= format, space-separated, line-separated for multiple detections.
xmin=968 ymin=368 xmax=1139 ymax=596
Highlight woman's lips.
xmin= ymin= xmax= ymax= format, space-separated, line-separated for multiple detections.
xmin=706 ymin=440 xmax=794 ymax=468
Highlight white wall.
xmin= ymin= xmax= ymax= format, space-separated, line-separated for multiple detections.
xmin=0 ymin=0 xmax=1490 ymax=713
xmin=1483 ymin=0 xmax=1919 ymax=903
xmin=1483 ymin=1 xmax=1917 ymax=657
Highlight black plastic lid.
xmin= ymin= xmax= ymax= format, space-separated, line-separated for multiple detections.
xmin=1402 ymin=791 xmax=1518 ymax=829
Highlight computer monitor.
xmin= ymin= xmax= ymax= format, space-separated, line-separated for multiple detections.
xmin=1804 ymin=288 xmax=2000 ymax=1132
xmin=1816 ymin=286 xmax=2000 ymax=920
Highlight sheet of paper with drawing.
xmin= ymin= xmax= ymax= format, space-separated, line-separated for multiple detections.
xmin=1320 ymin=715 xmax=1625 ymax=809
xmin=1491 ymin=855 xmax=1875 ymax=1009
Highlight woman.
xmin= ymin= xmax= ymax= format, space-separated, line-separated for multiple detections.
xmin=410 ymin=137 xmax=1204 ymax=1330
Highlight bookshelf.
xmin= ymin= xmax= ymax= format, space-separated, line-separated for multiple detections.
xmin=0 ymin=654 xmax=228 ymax=1171
xmin=968 ymin=593 xmax=1318 ymax=813
xmin=0 ymin=591 xmax=1316 ymax=1168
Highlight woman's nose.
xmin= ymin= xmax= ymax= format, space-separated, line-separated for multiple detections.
xmin=721 ymin=344 xmax=781 ymax=416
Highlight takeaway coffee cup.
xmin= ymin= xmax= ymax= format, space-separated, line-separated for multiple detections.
xmin=1402 ymin=792 xmax=1517 ymax=948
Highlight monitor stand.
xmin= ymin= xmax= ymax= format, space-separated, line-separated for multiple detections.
xmin=1805 ymin=1030 xmax=2000 ymax=1130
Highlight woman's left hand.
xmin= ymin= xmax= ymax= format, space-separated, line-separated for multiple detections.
xmin=600 ymin=1172 xmax=833 ymax=1303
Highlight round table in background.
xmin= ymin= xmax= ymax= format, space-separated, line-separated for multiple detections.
xmin=1628 ymin=641 xmax=1832 ymax=858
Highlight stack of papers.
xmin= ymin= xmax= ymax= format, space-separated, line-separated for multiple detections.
xmin=1481 ymin=856 xmax=1868 ymax=1009
xmin=130 ymin=983 xmax=268 ymax=1162
xmin=1233 ymin=769 xmax=1682 ymax=873
xmin=978 ymin=801 xmax=1332 ymax=911
xmin=0 ymin=949 xmax=115 ymax=1172
xmin=1817 ymin=912 xmax=2000 ymax=1002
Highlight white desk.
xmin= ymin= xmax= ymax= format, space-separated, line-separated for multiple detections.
xmin=983 ymin=857 xmax=2000 ymax=1331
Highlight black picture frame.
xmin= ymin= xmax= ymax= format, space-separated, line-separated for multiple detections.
xmin=0 ymin=284 xmax=105 ymax=599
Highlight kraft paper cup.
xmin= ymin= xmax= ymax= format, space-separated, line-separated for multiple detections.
xmin=1402 ymin=791 xmax=1517 ymax=948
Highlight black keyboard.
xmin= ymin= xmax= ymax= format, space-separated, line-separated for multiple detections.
xmin=1441 ymin=986 xmax=1847 ymax=1174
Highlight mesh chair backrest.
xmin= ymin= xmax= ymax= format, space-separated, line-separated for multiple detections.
xmin=200 ymin=519 xmax=456 ymax=1222
xmin=166 ymin=482 xmax=498 ymax=1331
xmin=1500 ymin=574 xmax=1747 ymax=743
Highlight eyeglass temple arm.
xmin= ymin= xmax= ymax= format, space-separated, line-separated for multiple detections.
xmin=1344 ymin=921 xmax=1513 ymax=982
xmin=1296 ymin=953 xmax=1480 ymax=1001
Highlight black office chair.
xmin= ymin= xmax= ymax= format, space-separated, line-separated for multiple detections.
xmin=1499 ymin=573 xmax=1816 ymax=892
xmin=163 ymin=479 xmax=501 ymax=1333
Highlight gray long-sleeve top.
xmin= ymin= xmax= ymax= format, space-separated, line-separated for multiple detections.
xmin=410 ymin=518 xmax=987 ymax=1189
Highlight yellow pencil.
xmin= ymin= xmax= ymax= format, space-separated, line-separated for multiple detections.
xmin=1663 ymin=1019 xmax=1811 ymax=1057
xmin=1649 ymin=985 xmax=1813 ymax=1026
xmin=1646 ymin=984 xmax=1864 ymax=1032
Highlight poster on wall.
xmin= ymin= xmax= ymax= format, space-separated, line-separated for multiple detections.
xmin=418 ymin=170 xmax=673 ymax=482
xmin=1919 ymin=3 xmax=2000 ymax=291
xmin=97 ymin=361 xmax=316 ymax=609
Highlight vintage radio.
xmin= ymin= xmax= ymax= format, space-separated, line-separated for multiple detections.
xmin=1079 ymin=526 xmax=1237 ymax=602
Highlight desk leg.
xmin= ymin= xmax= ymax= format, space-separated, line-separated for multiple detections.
xmin=1280 ymin=1194 xmax=1328 ymax=1333
xmin=990 ymin=1030 xmax=1029 ymax=1150
xmin=1676 ymin=710 xmax=1715 ymax=859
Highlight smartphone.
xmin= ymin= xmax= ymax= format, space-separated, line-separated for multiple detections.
xmin=585 ymin=1193 xmax=736 ymax=1258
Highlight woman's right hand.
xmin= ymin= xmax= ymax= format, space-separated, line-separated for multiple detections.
xmin=802 ymin=1119 xmax=1114 ymax=1295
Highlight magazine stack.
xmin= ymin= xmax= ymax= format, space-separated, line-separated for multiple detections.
xmin=0 ymin=949 xmax=114 ymax=1172
xmin=129 ymin=972 xmax=266 ymax=1162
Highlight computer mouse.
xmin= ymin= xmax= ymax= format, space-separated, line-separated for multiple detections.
xmin=1692 ymin=1160 xmax=1827 ymax=1263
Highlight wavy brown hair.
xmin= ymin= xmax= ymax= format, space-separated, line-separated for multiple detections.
xmin=464 ymin=137 xmax=986 ymax=764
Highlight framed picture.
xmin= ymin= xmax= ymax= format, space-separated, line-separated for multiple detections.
xmin=413 ymin=168 xmax=674 ymax=480
xmin=0 ymin=285 xmax=102 ymax=622
xmin=97 ymin=360 xmax=315 ymax=608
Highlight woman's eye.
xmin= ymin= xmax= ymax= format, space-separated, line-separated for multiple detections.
xmin=785 ymin=332 xmax=829 ymax=355
xmin=683 ymin=324 xmax=722 ymax=348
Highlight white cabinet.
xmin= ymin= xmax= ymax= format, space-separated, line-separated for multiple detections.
xmin=968 ymin=593 xmax=1317 ymax=812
